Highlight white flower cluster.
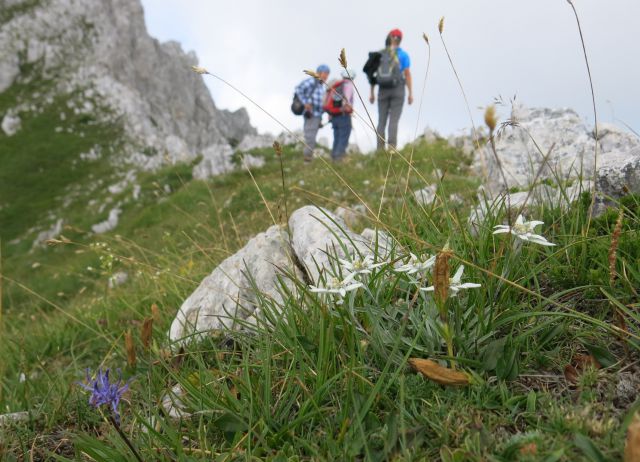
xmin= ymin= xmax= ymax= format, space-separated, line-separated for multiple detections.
xmin=493 ymin=214 xmax=556 ymax=247
xmin=307 ymin=213 xmax=554 ymax=304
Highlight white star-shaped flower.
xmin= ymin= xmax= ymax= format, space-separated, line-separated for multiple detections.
xmin=493 ymin=214 xmax=556 ymax=246
xmin=339 ymin=254 xmax=385 ymax=277
xmin=394 ymin=252 xmax=436 ymax=275
xmin=309 ymin=273 xmax=363 ymax=303
xmin=421 ymin=265 xmax=481 ymax=297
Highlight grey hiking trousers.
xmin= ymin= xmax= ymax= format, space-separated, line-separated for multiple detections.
xmin=303 ymin=115 xmax=322 ymax=158
xmin=376 ymin=84 xmax=405 ymax=150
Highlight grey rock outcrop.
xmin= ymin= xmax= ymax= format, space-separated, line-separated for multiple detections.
xmin=596 ymin=147 xmax=640 ymax=201
xmin=169 ymin=206 xmax=397 ymax=344
xmin=0 ymin=0 xmax=256 ymax=167
xmin=472 ymin=106 xmax=640 ymax=197
xmin=192 ymin=144 xmax=234 ymax=180
xmin=413 ymin=185 xmax=438 ymax=206
xmin=288 ymin=206 xmax=369 ymax=283
xmin=1 ymin=110 xmax=20 ymax=135
xmin=91 ymin=207 xmax=121 ymax=234
xmin=0 ymin=411 xmax=29 ymax=426
xmin=169 ymin=225 xmax=303 ymax=342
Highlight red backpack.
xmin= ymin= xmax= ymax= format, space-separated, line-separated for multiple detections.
xmin=323 ymin=80 xmax=351 ymax=115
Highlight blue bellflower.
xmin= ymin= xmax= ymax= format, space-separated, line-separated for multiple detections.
xmin=79 ymin=368 xmax=129 ymax=424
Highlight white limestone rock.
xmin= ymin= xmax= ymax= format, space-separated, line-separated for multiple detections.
xmin=472 ymin=106 xmax=640 ymax=197
xmin=161 ymin=384 xmax=190 ymax=419
xmin=240 ymin=154 xmax=266 ymax=170
xmin=334 ymin=204 xmax=366 ymax=229
xmin=236 ymin=133 xmax=275 ymax=152
xmin=423 ymin=126 xmax=442 ymax=143
xmin=31 ymin=218 xmax=64 ymax=248
xmin=1 ymin=111 xmax=21 ymax=136
xmin=288 ymin=206 xmax=368 ymax=283
xmin=413 ymin=184 xmax=438 ymax=206
xmin=0 ymin=411 xmax=29 ymax=426
xmin=596 ymin=147 xmax=640 ymax=201
xmin=169 ymin=225 xmax=302 ymax=343
xmin=192 ymin=144 xmax=234 ymax=179
xmin=0 ymin=0 xmax=256 ymax=169
xmin=359 ymin=228 xmax=395 ymax=260
xmin=91 ymin=207 xmax=122 ymax=234
xmin=593 ymin=123 xmax=640 ymax=154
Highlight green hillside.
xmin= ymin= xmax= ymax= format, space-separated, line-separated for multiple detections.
xmin=1 ymin=83 xmax=639 ymax=459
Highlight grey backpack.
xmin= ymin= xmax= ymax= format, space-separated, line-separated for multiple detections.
xmin=375 ymin=48 xmax=402 ymax=89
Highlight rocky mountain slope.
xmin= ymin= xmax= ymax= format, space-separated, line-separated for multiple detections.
xmin=0 ymin=0 xmax=261 ymax=249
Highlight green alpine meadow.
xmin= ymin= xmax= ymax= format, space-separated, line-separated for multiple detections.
xmin=1 ymin=1 xmax=639 ymax=461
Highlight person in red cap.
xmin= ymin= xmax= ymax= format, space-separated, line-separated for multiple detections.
xmin=369 ymin=28 xmax=413 ymax=151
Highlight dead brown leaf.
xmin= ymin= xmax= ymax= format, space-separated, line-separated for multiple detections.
xmin=564 ymin=354 xmax=600 ymax=384
xmin=408 ymin=358 xmax=469 ymax=386
xmin=625 ymin=413 xmax=640 ymax=462
xmin=519 ymin=442 xmax=538 ymax=456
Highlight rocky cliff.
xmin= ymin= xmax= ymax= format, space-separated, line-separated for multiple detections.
xmin=0 ymin=0 xmax=256 ymax=167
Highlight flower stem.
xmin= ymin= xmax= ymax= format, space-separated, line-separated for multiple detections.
xmin=108 ymin=415 xmax=144 ymax=462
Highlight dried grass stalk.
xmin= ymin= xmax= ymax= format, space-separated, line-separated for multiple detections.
xmin=141 ymin=317 xmax=153 ymax=350
xmin=124 ymin=330 xmax=136 ymax=368
xmin=608 ymin=208 xmax=624 ymax=287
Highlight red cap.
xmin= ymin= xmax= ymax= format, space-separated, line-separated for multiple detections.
xmin=389 ymin=28 xmax=403 ymax=39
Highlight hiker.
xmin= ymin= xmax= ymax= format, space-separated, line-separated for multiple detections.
xmin=368 ymin=28 xmax=413 ymax=151
xmin=324 ymin=68 xmax=356 ymax=161
xmin=295 ymin=64 xmax=330 ymax=162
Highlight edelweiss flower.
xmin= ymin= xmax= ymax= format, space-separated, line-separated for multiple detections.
xmin=309 ymin=273 xmax=363 ymax=303
xmin=394 ymin=252 xmax=436 ymax=275
xmin=493 ymin=214 xmax=556 ymax=246
xmin=339 ymin=254 xmax=385 ymax=276
xmin=421 ymin=265 xmax=481 ymax=297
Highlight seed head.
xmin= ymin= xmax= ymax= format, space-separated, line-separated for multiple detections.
xmin=339 ymin=48 xmax=347 ymax=68
xmin=191 ymin=65 xmax=209 ymax=75
xmin=124 ymin=330 xmax=136 ymax=368
xmin=422 ymin=33 xmax=430 ymax=45
xmin=438 ymin=17 xmax=445 ymax=34
xmin=484 ymin=105 xmax=498 ymax=133
xmin=608 ymin=208 xmax=624 ymax=286
xmin=273 ymin=141 xmax=283 ymax=157
xmin=141 ymin=317 xmax=153 ymax=350
xmin=304 ymin=69 xmax=320 ymax=80
xmin=433 ymin=245 xmax=453 ymax=305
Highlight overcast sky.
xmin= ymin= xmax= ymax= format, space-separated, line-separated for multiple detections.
xmin=140 ymin=0 xmax=639 ymax=151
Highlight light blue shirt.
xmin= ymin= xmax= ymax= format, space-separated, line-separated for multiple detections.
xmin=396 ymin=47 xmax=410 ymax=72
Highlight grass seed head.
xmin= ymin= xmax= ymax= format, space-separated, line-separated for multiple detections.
xmin=484 ymin=105 xmax=498 ymax=133
xmin=423 ymin=32 xmax=430 ymax=45
xmin=608 ymin=208 xmax=624 ymax=286
xmin=273 ymin=141 xmax=283 ymax=157
xmin=191 ymin=65 xmax=208 ymax=75
xmin=438 ymin=17 xmax=445 ymax=34
xmin=434 ymin=245 xmax=453 ymax=304
xmin=304 ymin=69 xmax=320 ymax=80
xmin=339 ymin=48 xmax=347 ymax=68
xmin=141 ymin=317 xmax=153 ymax=350
xmin=124 ymin=330 xmax=136 ymax=368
